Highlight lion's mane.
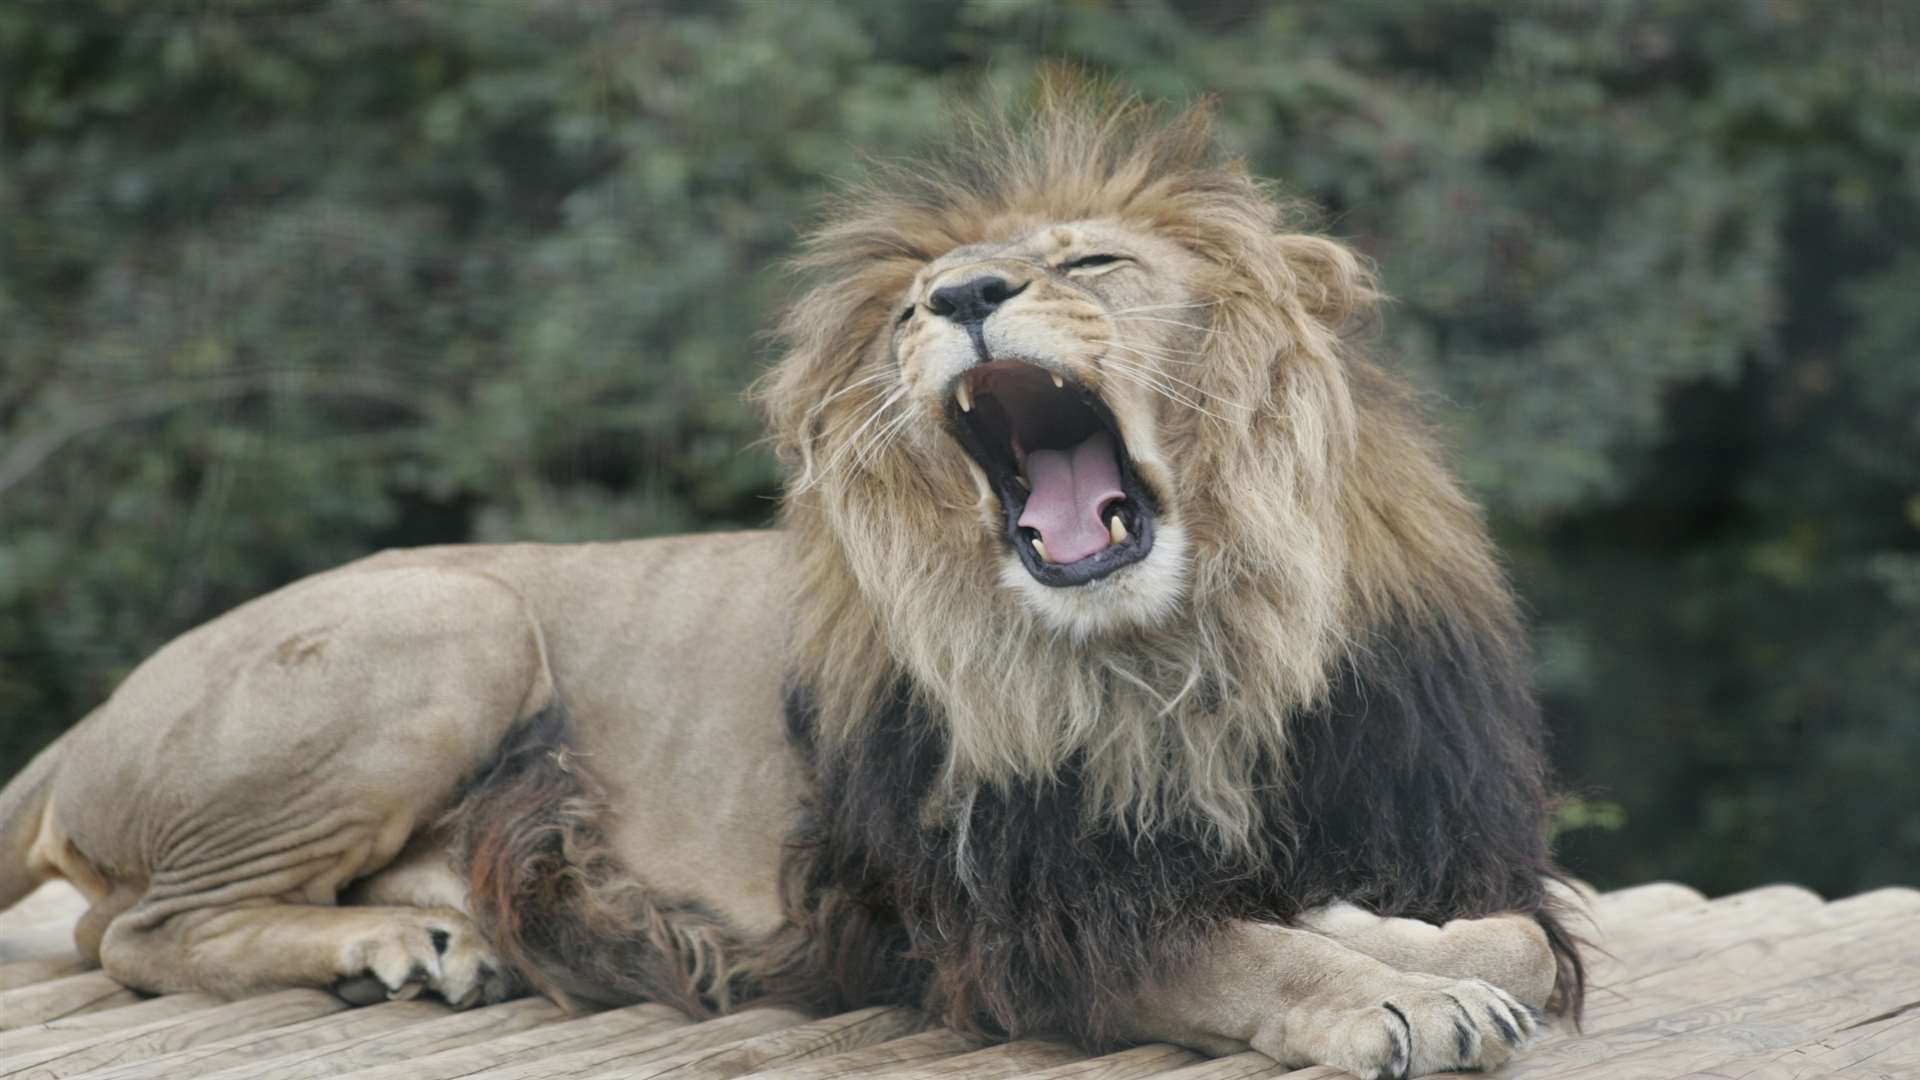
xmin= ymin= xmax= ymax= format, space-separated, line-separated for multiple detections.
xmin=754 ymin=80 xmax=1583 ymax=1044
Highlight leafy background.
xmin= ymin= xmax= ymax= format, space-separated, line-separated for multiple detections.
xmin=3 ymin=0 xmax=1917 ymax=897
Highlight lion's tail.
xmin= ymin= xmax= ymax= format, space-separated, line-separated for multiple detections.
xmin=0 ymin=732 xmax=66 ymax=913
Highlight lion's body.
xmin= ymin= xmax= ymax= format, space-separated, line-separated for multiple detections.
xmin=13 ymin=533 xmax=803 ymax=943
xmin=0 ymin=82 xmax=1583 ymax=1079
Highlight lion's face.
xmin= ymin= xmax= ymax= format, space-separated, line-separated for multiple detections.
xmin=880 ymin=219 xmax=1211 ymax=635
xmin=766 ymin=99 xmax=1374 ymax=656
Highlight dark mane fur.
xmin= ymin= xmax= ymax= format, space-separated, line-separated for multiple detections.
xmin=769 ymin=607 xmax=1585 ymax=1049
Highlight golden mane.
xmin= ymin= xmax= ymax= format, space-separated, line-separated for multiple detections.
xmin=753 ymin=76 xmax=1523 ymax=857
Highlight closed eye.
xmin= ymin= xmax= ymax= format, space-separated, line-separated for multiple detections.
xmin=896 ymin=305 xmax=915 ymax=326
xmin=1059 ymin=253 xmax=1128 ymax=274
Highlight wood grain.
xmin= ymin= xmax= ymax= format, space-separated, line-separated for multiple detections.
xmin=1565 ymin=894 xmax=1919 ymax=1037
xmin=200 ymin=996 xmax=570 ymax=1080
xmin=1019 ymin=1043 xmax=1200 ymax=1078
xmin=0 ymin=992 xmax=221 ymax=1056
xmin=573 ymin=1006 xmax=927 ymax=1080
xmin=0 ymin=988 xmax=344 ymax=1079
xmin=733 ymin=1029 xmax=982 ymax=1080
xmin=1587 ymin=883 xmax=1707 ymax=928
xmin=328 ymin=1002 xmax=690 ymax=1080
xmin=0 ymin=974 xmax=140 ymax=1030
xmin=1670 ymin=1007 xmax=1920 ymax=1080
xmin=1507 ymin=934 xmax=1920 ymax=1080
xmin=75 ymin=998 xmax=449 ymax=1080
xmin=0 ymin=961 xmax=88 ymax=997
xmin=1143 ymin=1051 xmax=1299 ymax=1080
xmin=1588 ymin=884 xmax=1823 ymax=966
xmin=861 ymin=1038 xmax=1084 ymax=1078
xmin=440 ymin=1008 xmax=810 ymax=1080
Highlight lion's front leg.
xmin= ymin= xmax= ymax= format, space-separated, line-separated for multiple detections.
xmin=1123 ymin=921 xmax=1538 ymax=1080
xmin=1295 ymin=902 xmax=1559 ymax=1010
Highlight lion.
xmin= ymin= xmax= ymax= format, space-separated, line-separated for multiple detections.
xmin=0 ymin=84 xmax=1583 ymax=1079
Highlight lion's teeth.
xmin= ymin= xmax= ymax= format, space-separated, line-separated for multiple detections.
xmin=956 ymin=377 xmax=974 ymax=413
xmin=1051 ymin=372 xmax=1065 ymax=389
xmin=1109 ymin=515 xmax=1129 ymax=545
xmin=1031 ymin=536 xmax=1048 ymax=562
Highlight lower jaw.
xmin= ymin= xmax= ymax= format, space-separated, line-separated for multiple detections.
xmin=1003 ymin=501 xmax=1155 ymax=587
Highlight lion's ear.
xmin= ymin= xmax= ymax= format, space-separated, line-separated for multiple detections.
xmin=1271 ymin=233 xmax=1380 ymax=331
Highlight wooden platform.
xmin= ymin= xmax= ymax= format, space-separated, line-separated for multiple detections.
xmin=1 ymin=880 xmax=1915 ymax=1079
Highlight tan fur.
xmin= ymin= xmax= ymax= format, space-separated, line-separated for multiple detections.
xmin=0 ymin=78 xmax=1560 ymax=1078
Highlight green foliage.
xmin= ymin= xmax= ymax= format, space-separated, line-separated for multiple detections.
xmin=3 ymin=0 xmax=1916 ymax=896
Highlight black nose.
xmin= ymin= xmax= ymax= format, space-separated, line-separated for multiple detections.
xmin=926 ymin=276 xmax=1026 ymax=325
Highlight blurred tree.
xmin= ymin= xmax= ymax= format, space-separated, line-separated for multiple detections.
xmin=2 ymin=0 xmax=1916 ymax=896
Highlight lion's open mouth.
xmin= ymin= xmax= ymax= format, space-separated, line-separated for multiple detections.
xmin=947 ymin=361 xmax=1157 ymax=587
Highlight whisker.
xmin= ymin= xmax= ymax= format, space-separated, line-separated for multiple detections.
xmin=796 ymin=384 xmax=908 ymax=492
xmin=1107 ymin=357 xmax=1248 ymax=411
xmin=1092 ymin=338 xmax=1204 ymax=365
xmin=802 ymin=368 xmax=897 ymax=424
xmin=1099 ymin=360 xmax=1229 ymax=423
xmin=1107 ymin=301 xmax=1221 ymax=315
xmin=854 ymin=407 xmax=918 ymax=472
xmin=1115 ymin=314 xmax=1220 ymax=336
xmin=1101 ymin=354 xmax=1247 ymax=416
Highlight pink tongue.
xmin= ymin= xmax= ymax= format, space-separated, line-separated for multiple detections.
xmin=1017 ymin=430 xmax=1124 ymax=564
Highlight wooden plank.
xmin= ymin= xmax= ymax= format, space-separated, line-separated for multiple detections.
xmin=0 ymin=988 xmax=344 ymax=1079
xmin=576 ymin=1007 xmax=927 ymax=1080
xmin=449 ymin=1008 xmax=811 ymax=1080
xmin=1588 ymin=882 xmax=1707 ymax=928
xmin=734 ymin=1029 xmax=982 ymax=1080
xmin=76 ymin=998 xmax=449 ymax=1080
xmin=1143 ymin=1051 xmax=1300 ymax=1079
xmin=1575 ymin=885 xmax=1843 ymax=1022
xmin=201 ymin=996 xmax=569 ymax=1080
xmin=1588 ymin=897 xmax=1917 ymax=1031
xmin=0 ymin=888 xmax=84 ymax=934
xmin=1815 ymin=886 xmax=1920 ymax=924
xmin=1589 ymin=884 xmax=1822 ymax=963
xmin=1825 ymin=1050 xmax=1920 ymax=1080
xmin=0 ymin=927 xmax=78 ymax=967
xmin=861 ymin=1038 xmax=1083 ymax=1078
xmin=329 ymin=1002 xmax=688 ymax=1080
xmin=0 ymin=974 xmax=140 ymax=1030
xmin=1021 ymin=1043 xmax=1200 ymax=1078
xmin=1670 ymin=1008 xmax=1920 ymax=1080
xmin=0 ymin=993 xmax=222 ymax=1055
xmin=1504 ymin=937 xmax=1920 ymax=1079
xmin=0 ymin=961 xmax=88 ymax=997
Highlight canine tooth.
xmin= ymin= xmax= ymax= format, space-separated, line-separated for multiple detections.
xmin=1051 ymin=372 xmax=1065 ymax=389
xmin=1109 ymin=515 xmax=1129 ymax=545
xmin=956 ymin=377 xmax=974 ymax=413
xmin=1031 ymin=537 xmax=1048 ymax=562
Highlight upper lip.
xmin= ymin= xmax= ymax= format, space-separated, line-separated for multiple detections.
xmin=944 ymin=360 xmax=1157 ymax=587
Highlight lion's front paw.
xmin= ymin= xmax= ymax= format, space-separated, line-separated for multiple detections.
xmin=332 ymin=907 xmax=513 ymax=1009
xmin=1262 ymin=978 xmax=1538 ymax=1080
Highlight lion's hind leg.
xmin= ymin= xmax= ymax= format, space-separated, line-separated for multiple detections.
xmin=52 ymin=564 xmax=555 ymax=1008
xmin=1296 ymin=903 xmax=1558 ymax=1012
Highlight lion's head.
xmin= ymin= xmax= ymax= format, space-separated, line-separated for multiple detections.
xmin=757 ymin=80 xmax=1524 ymax=851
